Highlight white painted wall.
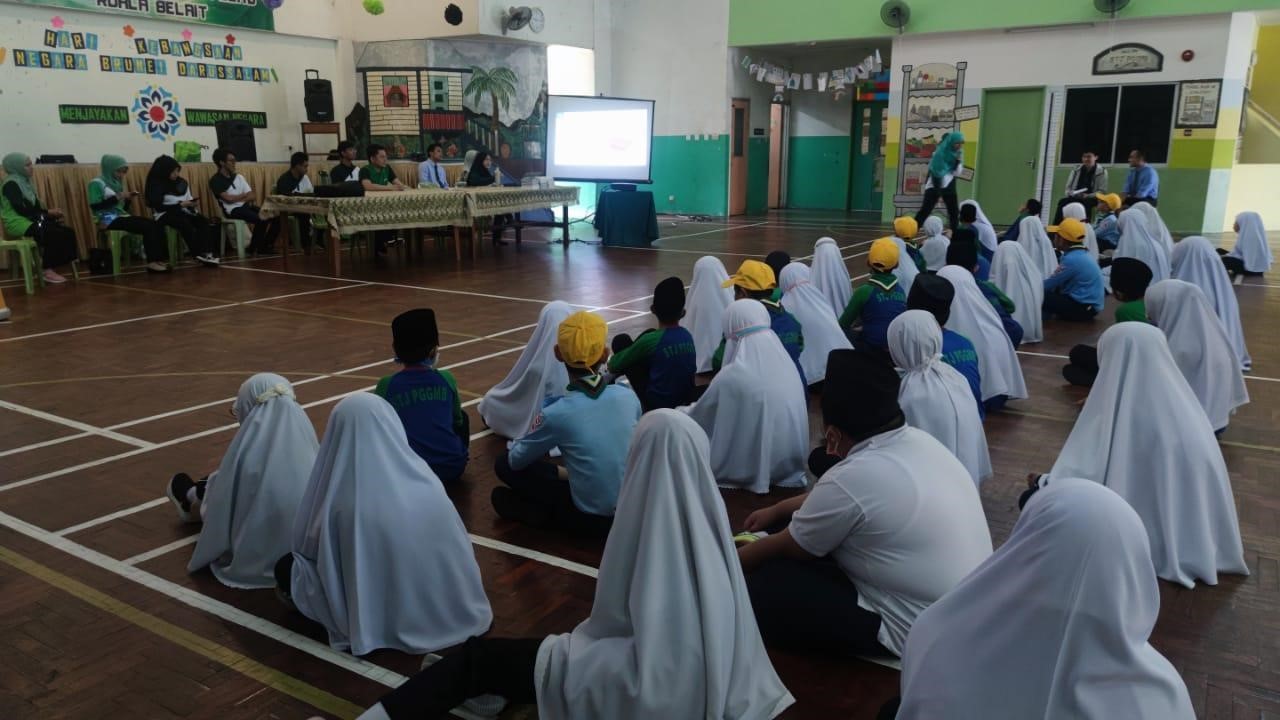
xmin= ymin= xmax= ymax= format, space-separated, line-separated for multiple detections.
xmin=341 ymin=0 xmax=479 ymax=41
xmin=548 ymin=45 xmax=596 ymax=95
xmin=729 ymin=48 xmax=772 ymax=134
xmin=477 ymin=0 xmax=595 ymax=48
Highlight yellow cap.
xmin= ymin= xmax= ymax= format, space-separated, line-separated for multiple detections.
xmin=722 ymin=259 xmax=777 ymax=291
xmin=557 ymin=311 xmax=608 ymax=369
xmin=893 ymin=216 xmax=918 ymax=239
xmin=1046 ymin=217 xmax=1088 ymax=243
xmin=1095 ymin=192 xmax=1122 ymax=211
xmin=869 ymin=237 xmax=900 ymax=271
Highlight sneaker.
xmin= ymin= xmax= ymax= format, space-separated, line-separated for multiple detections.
xmin=0 ymin=307 xmax=10 ymax=322
xmin=461 ymin=695 xmax=508 ymax=718
xmin=166 ymin=473 xmax=197 ymax=523
xmin=146 ymin=262 xmax=171 ymax=273
xmin=42 ymin=269 xmax=67 ymax=284
xmin=386 ymin=236 xmax=402 ymax=247
xmin=1233 ymin=273 xmax=1244 ymax=286
xmin=196 ymin=254 xmax=221 ymax=267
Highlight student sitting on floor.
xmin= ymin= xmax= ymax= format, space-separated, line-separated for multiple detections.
xmin=889 ymin=228 xmax=921 ymax=295
xmin=997 ymin=198 xmax=1041 ymax=244
xmin=478 ymin=301 xmax=572 ymax=439
xmin=958 ymin=200 xmax=997 ymax=261
xmin=1173 ymin=236 xmax=1251 ymax=370
xmin=948 ymin=240 xmax=1023 ymax=347
xmin=167 ymin=373 xmax=318 ymax=589
xmin=712 ymin=259 xmax=806 ymax=384
xmin=838 ymin=239 xmax=907 ymax=352
xmin=906 ymin=275 xmax=984 ymax=418
xmin=608 ymin=276 xmax=697 ymax=410
xmin=1220 ymin=210 xmax=1272 ymax=279
xmin=737 ymin=349 xmax=992 ymax=659
xmin=1063 ymin=257 xmax=1153 ymax=387
xmin=894 ymin=216 xmax=927 ymax=273
xmin=1094 ymin=193 xmax=1123 ymax=251
xmin=765 ymin=250 xmax=791 ymax=301
xmin=888 ymin=311 xmax=992 ymax=487
xmin=990 ymin=238 xmax=1043 ymax=344
xmin=896 ymin=480 xmax=1195 ymax=720
xmin=683 ymin=300 xmax=808 ymax=493
xmin=492 ymin=311 xmax=643 ymax=538
xmin=951 ymin=227 xmax=991 ymax=281
xmin=374 ymin=309 xmax=470 ymax=484
xmin=811 ymin=237 xmax=853 ymax=317
xmin=1061 ymin=201 xmax=1100 ymax=260
xmin=280 ymin=393 xmax=492 ymax=655
xmin=778 ymin=262 xmax=852 ymax=387
xmin=683 ymin=256 xmax=734 ymax=373
xmin=920 ymin=216 xmax=950 ymax=272
xmin=1016 ymin=214 xmax=1059 ymax=280
xmin=353 ymin=411 xmax=794 ymax=720
xmin=1115 ymin=209 xmax=1170 ymax=282
xmin=937 ymin=266 xmax=1029 ymax=414
xmin=1043 ymin=218 xmax=1105 ymax=322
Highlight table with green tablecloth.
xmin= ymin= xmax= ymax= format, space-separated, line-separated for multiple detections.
xmin=594 ymin=190 xmax=659 ymax=247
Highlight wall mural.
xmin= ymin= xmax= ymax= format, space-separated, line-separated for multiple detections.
xmin=894 ymin=61 xmax=966 ymax=212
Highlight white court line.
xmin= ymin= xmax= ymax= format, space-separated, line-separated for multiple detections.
xmin=55 ymin=497 xmax=169 ymax=536
xmin=0 ymin=400 xmax=154 ymax=449
xmin=0 ymin=431 xmax=93 ymax=459
xmin=653 ymin=221 xmax=768 ymax=241
xmin=1015 ymin=349 xmax=1279 ymax=383
xmin=122 ymin=533 xmax=199 ymax=566
xmin=469 ymin=535 xmax=599 ymax=577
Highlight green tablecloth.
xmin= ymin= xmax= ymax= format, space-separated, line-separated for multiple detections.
xmin=595 ymin=190 xmax=659 ymax=247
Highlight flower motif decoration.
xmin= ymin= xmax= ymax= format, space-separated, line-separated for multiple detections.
xmin=132 ymin=86 xmax=182 ymax=141
xmin=181 ymin=28 xmax=193 ymax=41
xmin=225 ymin=33 xmax=236 ymax=45
xmin=50 ymin=16 xmax=65 ymax=29
xmin=123 ymin=24 xmax=136 ymax=38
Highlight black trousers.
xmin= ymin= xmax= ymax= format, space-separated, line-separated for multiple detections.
xmin=377 ymin=637 xmax=541 ymax=719
xmin=493 ymin=453 xmax=613 ymax=538
xmin=1063 ymin=344 xmax=1098 ymax=387
xmin=745 ymin=557 xmax=886 ymax=657
xmin=24 ymin=221 xmax=78 ymax=268
xmin=1042 ymin=292 xmax=1097 ymax=322
xmin=106 ymin=215 xmax=168 ymax=262
xmin=914 ymin=180 xmax=960 ymax=230
xmin=227 ymin=204 xmax=280 ymax=251
xmin=1053 ymin=194 xmax=1098 ymax=224
xmin=156 ymin=211 xmax=216 ymax=257
xmin=1122 ymin=196 xmax=1157 ymax=208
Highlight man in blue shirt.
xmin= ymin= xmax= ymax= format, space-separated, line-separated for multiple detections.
xmin=417 ymin=143 xmax=450 ymax=189
xmin=493 ymin=311 xmax=643 ymax=537
xmin=1121 ymin=149 xmax=1158 ymax=207
xmin=1042 ymin=218 xmax=1105 ymax=322
xmin=907 ymin=274 xmax=985 ymax=419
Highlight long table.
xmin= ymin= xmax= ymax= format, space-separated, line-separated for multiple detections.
xmin=262 ymin=185 xmax=580 ymax=275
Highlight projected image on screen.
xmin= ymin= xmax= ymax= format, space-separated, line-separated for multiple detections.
xmin=546 ymin=96 xmax=655 ymax=183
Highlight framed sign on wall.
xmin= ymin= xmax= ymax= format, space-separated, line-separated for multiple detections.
xmin=1092 ymin=44 xmax=1163 ymax=75
xmin=1174 ymin=79 xmax=1222 ymax=129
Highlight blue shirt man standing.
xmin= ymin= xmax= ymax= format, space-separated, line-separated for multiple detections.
xmin=417 ymin=143 xmax=450 ymax=189
xmin=1121 ymin=149 xmax=1158 ymax=206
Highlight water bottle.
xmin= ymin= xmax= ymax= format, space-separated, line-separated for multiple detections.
xmin=494 ymin=168 xmax=503 ymax=186
xmin=319 ymin=169 xmax=330 ymax=185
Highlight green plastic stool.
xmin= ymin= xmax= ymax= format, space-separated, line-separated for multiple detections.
xmin=1 ymin=237 xmax=43 ymax=295
xmin=220 ymin=217 xmax=250 ymax=260
xmin=101 ymin=229 xmax=144 ymax=275
xmin=164 ymin=226 xmax=188 ymax=265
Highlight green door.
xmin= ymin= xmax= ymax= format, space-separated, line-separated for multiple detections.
xmin=975 ymin=88 xmax=1045 ymax=222
xmin=849 ymin=101 xmax=888 ymax=212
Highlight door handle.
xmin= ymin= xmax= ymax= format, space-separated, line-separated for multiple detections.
xmin=1026 ymin=160 xmax=1035 ymax=167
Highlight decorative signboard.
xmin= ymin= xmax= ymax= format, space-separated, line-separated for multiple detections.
xmin=954 ymin=105 xmax=980 ymax=122
xmin=185 ymin=108 xmax=268 ymax=128
xmin=58 ymin=104 xmax=130 ymax=124
xmin=1174 ymin=79 xmax=1222 ymax=128
xmin=14 ymin=0 xmax=276 ymax=31
xmin=1092 ymin=43 xmax=1163 ymax=75
xmin=894 ymin=61 xmax=968 ymax=211
xmin=132 ymin=84 xmax=182 ymax=140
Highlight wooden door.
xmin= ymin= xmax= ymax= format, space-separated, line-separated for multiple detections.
xmin=730 ymin=99 xmax=749 ymax=216
xmin=768 ymin=102 xmax=786 ymax=208
xmin=975 ymin=88 xmax=1045 ymax=221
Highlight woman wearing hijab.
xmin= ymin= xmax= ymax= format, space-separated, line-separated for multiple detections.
xmin=88 ymin=154 xmax=170 ymax=273
xmin=990 ymin=240 xmax=1044 ymax=344
xmin=810 ymin=237 xmax=852 ymax=317
xmin=282 ymin=393 xmax=492 ymax=655
xmin=353 ymin=411 xmax=794 ymax=720
xmin=958 ymin=199 xmax=997 ymax=259
xmin=936 ymin=266 xmax=1028 ymax=410
xmin=898 ymin=479 xmax=1195 ymax=720
xmin=1145 ymin=279 xmax=1249 ymax=432
xmin=1130 ymin=201 xmax=1175 ymax=257
xmin=1172 ymin=236 xmax=1251 ymax=370
xmin=144 ymin=155 xmax=220 ymax=267
xmin=683 ymin=300 xmax=808 ymax=492
xmin=1 ymin=153 xmax=79 ymax=283
xmin=479 ymin=300 xmax=573 ymax=438
xmin=888 ymin=311 xmax=991 ymax=486
xmin=1015 ymin=214 xmax=1058 ymax=279
xmin=913 ymin=131 xmax=965 ymax=230
xmin=1061 ymin=201 xmax=1100 ymax=260
xmin=682 ymin=257 xmax=734 ymax=374
xmin=165 ymin=374 xmax=318 ymax=589
xmin=460 ymin=150 xmax=512 ymax=246
xmin=919 ymin=216 xmax=950 ymax=272
xmin=889 ymin=233 xmax=920 ymax=294
xmin=1221 ymin=210 xmax=1272 ymax=278
xmin=779 ymin=262 xmax=852 ymax=386
xmin=1116 ymin=209 xmax=1170 ymax=282
xmin=1042 ymin=322 xmax=1248 ymax=587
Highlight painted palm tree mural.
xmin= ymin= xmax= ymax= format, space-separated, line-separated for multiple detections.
xmin=464 ymin=66 xmax=519 ymax=151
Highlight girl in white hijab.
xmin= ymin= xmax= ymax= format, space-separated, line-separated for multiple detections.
xmin=1015 ymin=215 xmax=1058 ymax=279
xmin=682 ymin=256 xmax=734 ymax=373
xmin=1223 ymin=210 xmax=1273 ymax=276
xmin=888 ymin=311 xmax=992 ymax=486
xmin=959 ymin=199 xmax=998 ymax=258
xmin=1045 ymin=322 xmax=1248 ymax=587
xmin=683 ymin=300 xmax=808 ymax=492
xmin=990 ymin=240 xmax=1044 ymax=344
xmin=172 ymin=374 xmax=318 ymax=589
xmin=354 ymin=411 xmax=794 ymax=720
xmin=891 ymin=235 xmax=921 ymax=294
xmin=1171 ymin=235 xmax=1251 ymax=370
xmin=810 ymin=237 xmax=852 ymax=318
xmin=898 ymin=479 xmax=1195 ymax=720
xmin=286 ymin=393 xmax=493 ymax=655
xmin=920 ymin=216 xmax=950 ymax=272
xmin=1144 ymin=279 xmax=1249 ymax=432
xmin=479 ymin=301 xmax=572 ymax=438
xmin=1116 ymin=210 xmax=1171 ymax=282
xmin=1130 ymin=201 xmax=1175 ymax=257
xmin=1061 ymin=201 xmax=1100 ymax=259
xmin=936 ymin=266 xmax=1028 ymax=405
xmin=779 ymin=262 xmax=852 ymax=384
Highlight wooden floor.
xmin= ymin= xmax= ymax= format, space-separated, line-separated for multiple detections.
xmin=0 ymin=210 xmax=1277 ymax=719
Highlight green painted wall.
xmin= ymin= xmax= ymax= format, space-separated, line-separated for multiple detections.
xmin=1050 ymin=167 xmax=1211 ymax=233
xmin=650 ymin=135 xmax=728 ymax=216
xmin=746 ymin=137 xmax=769 ymax=214
xmin=787 ymin=135 xmax=850 ymax=210
xmin=730 ymin=0 xmax=1280 ymax=45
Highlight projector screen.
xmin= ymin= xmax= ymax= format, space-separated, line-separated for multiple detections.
xmin=546 ymin=95 xmax=655 ymax=183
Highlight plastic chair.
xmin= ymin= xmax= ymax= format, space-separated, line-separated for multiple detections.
xmin=100 ymin=228 xmax=144 ymax=275
xmin=220 ymin=217 xmax=250 ymax=260
xmin=0 ymin=237 xmax=43 ymax=295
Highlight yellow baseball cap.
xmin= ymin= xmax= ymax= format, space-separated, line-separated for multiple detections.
xmin=1046 ymin=217 xmax=1088 ymax=243
xmin=722 ymin=259 xmax=777 ymax=291
xmin=869 ymin=237 xmax=900 ymax=271
xmin=893 ymin=216 xmax=918 ymax=239
xmin=1095 ymin=192 xmax=1122 ymax=211
xmin=557 ymin=311 xmax=608 ymax=369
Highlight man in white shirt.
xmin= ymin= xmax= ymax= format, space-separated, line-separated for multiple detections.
xmin=418 ymin=143 xmax=450 ymax=189
xmin=737 ymin=348 xmax=992 ymax=657
xmin=210 ymin=147 xmax=279 ymax=253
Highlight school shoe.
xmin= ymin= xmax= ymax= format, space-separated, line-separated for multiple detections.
xmin=167 ymin=473 xmax=198 ymax=523
xmin=1233 ymin=273 xmax=1244 ymax=286
xmin=146 ymin=262 xmax=170 ymax=273
xmin=461 ymin=695 xmax=507 ymax=718
xmin=196 ymin=254 xmax=221 ymax=267
xmin=0 ymin=307 xmax=10 ymax=322
xmin=42 ymin=269 xmax=67 ymax=284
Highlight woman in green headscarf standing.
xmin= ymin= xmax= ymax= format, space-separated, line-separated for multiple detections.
xmin=913 ymin=131 xmax=965 ymax=231
xmin=88 ymin=155 xmax=170 ymax=273
xmin=1 ymin=153 xmax=79 ymax=283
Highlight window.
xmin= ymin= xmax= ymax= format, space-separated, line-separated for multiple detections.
xmin=548 ymin=44 xmax=596 ymax=95
xmin=1060 ymin=84 xmax=1175 ymax=164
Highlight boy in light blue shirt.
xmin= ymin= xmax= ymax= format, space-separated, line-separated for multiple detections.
xmin=1042 ymin=218 xmax=1105 ymax=322
xmin=1093 ymin=192 xmax=1121 ymax=251
xmin=493 ymin=310 xmax=642 ymax=537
